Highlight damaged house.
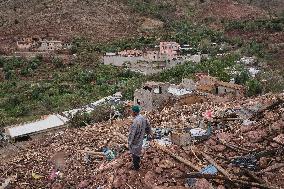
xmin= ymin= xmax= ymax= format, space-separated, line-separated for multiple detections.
xmin=134 ymin=82 xmax=170 ymax=111
xmin=134 ymin=81 xmax=206 ymax=111
xmin=135 ymin=75 xmax=245 ymax=111
xmin=196 ymin=75 xmax=245 ymax=97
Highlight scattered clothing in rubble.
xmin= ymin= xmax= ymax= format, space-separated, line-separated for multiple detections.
xmin=231 ymin=155 xmax=257 ymax=170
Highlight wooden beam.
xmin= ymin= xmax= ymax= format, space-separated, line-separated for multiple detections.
xmin=155 ymin=143 xmax=201 ymax=171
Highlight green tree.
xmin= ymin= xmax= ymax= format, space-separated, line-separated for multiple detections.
xmin=246 ymin=79 xmax=262 ymax=96
xmin=235 ymin=70 xmax=250 ymax=85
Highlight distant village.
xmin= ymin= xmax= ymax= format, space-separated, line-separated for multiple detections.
xmin=0 ymin=36 xmax=73 ymax=59
xmin=0 ymin=36 xmax=260 ymax=78
xmin=103 ymin=42 xmax=207 ymax=75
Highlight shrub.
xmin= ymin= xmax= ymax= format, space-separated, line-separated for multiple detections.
xmin=68 ymin=104 xmax=112 ymax=128
xmin=52 ymin=57 xmax=64 ymax=68
xmin=235 ymin=70 xmax=250 ymax=85
xmin=68 ymin=111 xmax=92 ymax=128
xmin=246 ymin=79 xmax=262 ymax=96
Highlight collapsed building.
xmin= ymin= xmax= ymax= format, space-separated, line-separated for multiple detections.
xmin=1 ymin=92 xmax=283 ymax=189
xmin=134 ymin=76 xmax=245 ymax=111
xmin=134 ymin=82 xmax=171 ymax=111
xmin=196 ymin=75 xmax=245 ymax=97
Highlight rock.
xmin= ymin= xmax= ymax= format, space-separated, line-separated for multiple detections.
xmin=211 ymin=145 xmax=226 ymax=152
xmin=77 ymin=180 xmax=89 ymax=188
xmin=153 ymin=186 xmax=187 ymax=189
xmin=192 ymin=178 xmax=213 ymax=189
xmin=205 ymin=138 xmax=217 ymax=146
xmin=273 ymin=134 xmax=284 ymax=145
xmin=159 ymin=160 xmax=175 ymax=169
xmin=144 ymin=171 xmax=157 ymax=189
xmin=171 ymin=169 xmax=183 ymax=178
xmin=270 ymin=142 xmax=280 ymax=148
xmin=259 ymin=157 xmax=268 ymax=169
xmin=113 ymin=177 xmax=125 ymax=188
xmin=141 ymin=18 xmax=164 ymax=30
xmin=240 ymin=125 xmax=254 ymax=133
xmin=271 ymin=121 xmax=283 ymax=132
xmin=52 ymin=183 xmax=63 ymax=189
xmin=217 ymin=185 xmax=226 ymax=189
xmin=246 ymin=129 xmax=268 ymax=143
xmin=227 ymin=152 xmax=236 ymax=157
xmin=153 ymin=157 xmax=160 ymax=164
xmin=168 ymin=186 xmax=187 ymax=189
xmin=156 ymin=176 xmax=167 ymax=185
xmin=217 ymin=132 xmax=231 ymax=142
xmin=155 ymin=167 xmax=163 ymax=174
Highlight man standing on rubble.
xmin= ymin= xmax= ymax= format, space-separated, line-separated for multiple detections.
xmin=128 ymin=105 xmax=151 ymax=170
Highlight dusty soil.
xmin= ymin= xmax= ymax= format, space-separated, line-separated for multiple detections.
xmin=196 ymin=0 xmax=269 ymax=21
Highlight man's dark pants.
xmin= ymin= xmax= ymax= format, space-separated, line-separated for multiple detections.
xmin=132 ymin=154 xmax=141 ymax=170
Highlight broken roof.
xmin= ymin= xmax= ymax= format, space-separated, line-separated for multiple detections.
xmin=216 ymin=81 xmax=245 ymax=90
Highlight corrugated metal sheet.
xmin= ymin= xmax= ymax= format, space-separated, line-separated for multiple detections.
xmin=6 ymin=114 xmax=69 ymax=138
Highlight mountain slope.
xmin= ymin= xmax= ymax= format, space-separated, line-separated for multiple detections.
xmin=0 ymin=0 xmax=142 ymax=41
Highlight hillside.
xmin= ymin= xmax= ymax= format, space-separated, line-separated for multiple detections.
xmin=0 ymin=0 xmax=282 ymax=43
xmin=0 ymin=0 xmax=142 ymax=42
xmin=0 ymin=1 xmax=284 ymax=188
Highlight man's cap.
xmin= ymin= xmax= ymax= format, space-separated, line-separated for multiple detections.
xmin=132 ymin=105 xmax=140 ymax=113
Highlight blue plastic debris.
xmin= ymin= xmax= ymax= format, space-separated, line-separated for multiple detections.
xmin=200 ymin=164 xmax=218 ymax=175
xmin=102 ymin=147 xmax=116 ymax=161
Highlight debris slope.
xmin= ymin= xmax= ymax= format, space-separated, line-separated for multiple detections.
xmin=0 ymin=93 xmax=283 ymax=188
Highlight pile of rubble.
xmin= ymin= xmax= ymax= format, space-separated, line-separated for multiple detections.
xmin=0 ymin=93 xmax=283 ymax=188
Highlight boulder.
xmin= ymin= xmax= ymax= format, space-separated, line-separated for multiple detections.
xmin=217 ymin=185 xmax=226 ymax=189
xmin=113 ymin=176 xmax=125 ymax=188
xmin=271 ymin=121 xmax=283 ymax=132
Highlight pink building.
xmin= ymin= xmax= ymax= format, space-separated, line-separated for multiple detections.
xmin=160 ymin=42 xmax=180 ymax=59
